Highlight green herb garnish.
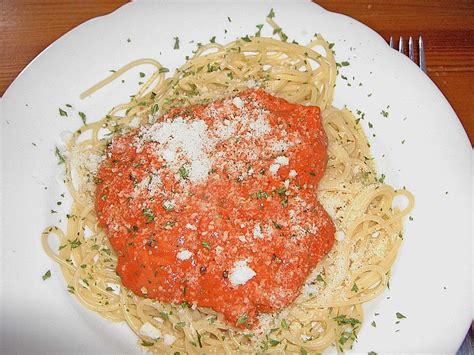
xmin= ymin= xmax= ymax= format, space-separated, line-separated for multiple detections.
xmin=159 ymin=311 xmax=169 ymax=320
xmin=69 ymin=238 xmax=82 ymax=249
xmin=269 ymin=339 xmax=280 ymax=346
xmin=275 ymin=187 xmax=286 ymax=196
xmin=42 ymin=270 xmax=51 ymax=280
xmin=78 ymin=112 xmax=86 ymax=124
xmin=175 ymin=322 xmax=186 ymax=329
xmin=55 ymin=147 xmax=66 ymax=165
xmin=396 ymin=312 xmax=406 ymax=319
xmin=272 ymin=27 xmax=288 ymax=41
xmin=150 ymin=104 xmax=159 ymax=116
xmin=256 ymin=190 xmax=269 ymax=199
xmin=333 ymin=315 xmax=361 ymax=327
xmin=58 ymin=108 xmax=68 ymax=117
xmin=236 ymin=314 xmax=248 ymax=326
xmin=273 ymin=221 xmax=283 ymax=230
xmin=143 ymin=208 xmax=155 ymax=223
xmin=178 ymin=165 xmax=189 ymax=179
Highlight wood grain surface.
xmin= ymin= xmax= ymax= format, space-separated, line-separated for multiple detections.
xmin=1 ymin=0 xmax=472 ymax=144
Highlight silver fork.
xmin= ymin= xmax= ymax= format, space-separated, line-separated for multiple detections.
xmin=389 ymin=36 xmax=426 ymax=73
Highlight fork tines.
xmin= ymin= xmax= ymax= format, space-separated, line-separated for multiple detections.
xmin=389 ymin=36 xmax=426 ymax=73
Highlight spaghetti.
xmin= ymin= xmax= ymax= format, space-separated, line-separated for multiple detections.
xmin=42 ymin=19 xmax=414 ymax=354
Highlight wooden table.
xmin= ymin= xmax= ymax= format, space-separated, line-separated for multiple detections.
xmin=1 ymin=0 xmax=473 ymax=146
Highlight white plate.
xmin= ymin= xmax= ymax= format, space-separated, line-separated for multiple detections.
xmin=1 ymin=1 xmax=471 ymax=354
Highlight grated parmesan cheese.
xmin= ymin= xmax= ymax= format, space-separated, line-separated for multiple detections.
xmin=253 ymin=223 xmax=263 ymax=239
xmin=232 ymin=97 xmax=244 ymax=109
xmin=275 ymin=155 xmax=289 ymax=166
xmin=135 ymin=117 xmax=212 ymax=184
xmin=163 ymin=334 xmax=176 ymax=346
xmin=189 ymin=159 xmax=211 ymax=183
xmin=248 ymin=115 xmax=271 ymax=138
xmin=246 ymin=79 xmax=258 ymax=88
xmin=271 ymin=141 xmax=288 ymax=153
xmin=161 ymin=149 xmax=176 ymax=162
xmin=269 ymin=163 xmax=280 ymax=175
xmin=139 ymin=322 xmax=161 ymax=339
xmin=303 ymin=283 xmax=317 ymax=297
xmin=229 ymin=260 xmax=256 ymax=287
xmin=176 ymin=249 xmax=193 ymax=260
xmin=289 ymin=169 xmax=298 ymax=178
xmin=163 ymin=199 xmax=175 ymax=211
xmin=186 ymin=223 xmax=197 ymax=231
xmin=128 ymin=116 xmax=141 ymax=128
xmin=335 ymin=231 xmax=345 ymax=241
xmin=214 ymin=120 xmax=236 ymax=140
xmin=133 ymin=172 xmax=162 ymax=198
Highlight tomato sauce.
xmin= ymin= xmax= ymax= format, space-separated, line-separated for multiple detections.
xmin=95 ymin=89 xmax=335 ymax=327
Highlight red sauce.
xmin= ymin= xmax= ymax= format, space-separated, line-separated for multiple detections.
xmin=95 ymin=89 xmax=335 ymax=327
